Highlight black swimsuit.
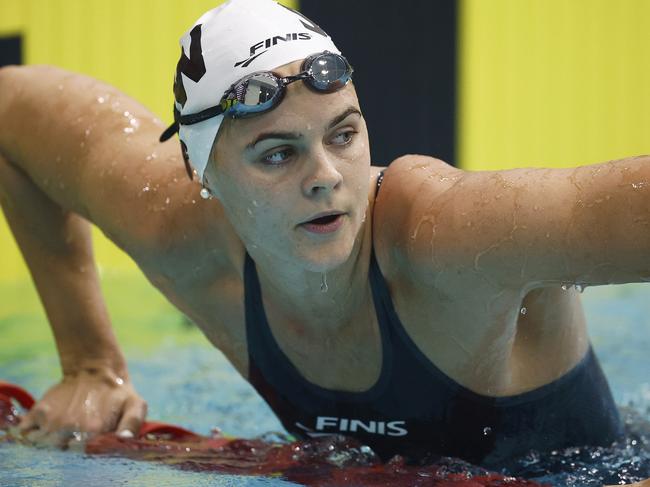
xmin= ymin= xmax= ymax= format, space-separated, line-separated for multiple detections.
xmin=244 ymin=173 xmax=623 ymax=466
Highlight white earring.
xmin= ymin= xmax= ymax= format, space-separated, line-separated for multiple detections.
xmin=200 ymin=187 xmax=211 ymax=200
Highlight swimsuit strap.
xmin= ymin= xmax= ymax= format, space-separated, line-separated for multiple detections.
xmin=376 ymin=170 xmax=385 ymax=195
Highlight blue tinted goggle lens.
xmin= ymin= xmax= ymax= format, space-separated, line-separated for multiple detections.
xmin=307 ymin=53 xmax=351 ymax=91
xmin=225 ymin=73 xmax=284 ymax=118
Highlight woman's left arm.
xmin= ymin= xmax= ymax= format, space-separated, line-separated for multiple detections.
xmin=381 ymin=154 xmax=650 ymax=289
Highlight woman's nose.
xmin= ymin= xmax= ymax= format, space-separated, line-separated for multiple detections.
xmin=302 ymin=150 xmax=343 ymax=197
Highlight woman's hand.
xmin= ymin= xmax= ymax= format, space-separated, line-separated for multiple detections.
xmin=18 ymin=366 xmax=146 ymax=447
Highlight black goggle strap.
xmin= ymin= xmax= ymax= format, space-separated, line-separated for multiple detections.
xmin=159 ymin=102 xmax=229 ymax=143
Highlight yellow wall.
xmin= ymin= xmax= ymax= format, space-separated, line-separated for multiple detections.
xmin=0 ymin=0 xmax=296 ymax=281
xmin=458 ymin=0 xmax=650 ymax=171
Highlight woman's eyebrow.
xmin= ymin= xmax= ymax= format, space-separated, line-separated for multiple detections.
xmin=245 ymin=106 xmax=362 ymax=151
xmin=246 ymin=131 xmax=302 ymax=151
xmin=327 ymin=106 xmax=362 ymax=130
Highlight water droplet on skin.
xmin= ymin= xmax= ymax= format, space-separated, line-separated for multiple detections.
xmin=320 ymin=273 xmax=328 ymax=292
xmin=142 ymin=184 xmax=150 ymax=192
xmin=520 ymin=307 xmax=527 ymax=315
xmin=84 ymin=128 xmax=91 ymax=137
xmin=165 ymin=197 xmax=170 ymax=205
xmin=129 ymin=118 xmax=139 ymax=128
xmin=123 ymin=127 xmax=134 ymax=134
xmin=115 ymin=377 xmax=124 ymax=385
xmin=97 ymin=96 xmax=105 ymax=104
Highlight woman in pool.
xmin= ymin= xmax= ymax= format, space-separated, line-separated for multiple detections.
xmin=0 ymin=0 xmax=647 ymax=468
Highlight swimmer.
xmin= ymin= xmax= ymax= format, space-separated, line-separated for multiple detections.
xmin=0 ymin=0 xmax=648 ymax=470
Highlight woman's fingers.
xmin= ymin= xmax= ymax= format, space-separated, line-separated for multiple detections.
xmin=17 ymin=413 xmax=39 ymax=435
xmin=115 ymin=395 xmax=147 ymax=438
xmin=18 ymin=404 xmax=49 ymax=435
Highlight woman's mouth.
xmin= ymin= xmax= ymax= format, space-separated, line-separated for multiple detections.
xmin=300 ymin=213 xmax=345 ymax=234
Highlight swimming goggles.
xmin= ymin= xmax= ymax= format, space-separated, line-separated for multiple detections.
xmin=159 ymin=51 xmax=353 ymax=142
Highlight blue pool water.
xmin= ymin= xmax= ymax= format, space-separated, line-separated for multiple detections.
xmin=2 ymin=283 xmax=650 ymax=486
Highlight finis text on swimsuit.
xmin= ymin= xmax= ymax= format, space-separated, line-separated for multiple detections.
xmin=314 ymin=416 xmax=408 ymax=437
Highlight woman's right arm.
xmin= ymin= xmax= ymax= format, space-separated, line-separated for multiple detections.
xmin=0 ymin=146 xmax=145 ymax=444
xmin=0 ymin=64 xmax=184 ymax=444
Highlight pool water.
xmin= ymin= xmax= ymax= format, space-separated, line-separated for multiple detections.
xmin=2 ymin=282 xmax=650 ymax=486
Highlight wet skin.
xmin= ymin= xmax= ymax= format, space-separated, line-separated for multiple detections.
xmin=0 ymin=62 xmax=649 ymax=446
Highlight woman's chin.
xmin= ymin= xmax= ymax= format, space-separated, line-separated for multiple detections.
xmin=294 ymin=216 xmax=365 ymax=272
xmin=295 ymin=240 xmax=356 ymax=273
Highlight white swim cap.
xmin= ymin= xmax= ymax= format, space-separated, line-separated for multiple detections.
xmin=170 ymin=0 xmax=341 ymax=183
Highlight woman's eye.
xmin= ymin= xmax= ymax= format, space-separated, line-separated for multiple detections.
xmin=261 ymin=148 xmax=293 ymax=165
xmin=331 ymin=130 xmax=356 ymax=146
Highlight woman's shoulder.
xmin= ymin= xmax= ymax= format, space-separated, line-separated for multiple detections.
xmin=383 ymin=154 xmax=460 ymax=185
xmin=371 ymin=155 xmax=461 ymax=280
xmin=372 ymin=154 xmax=461 ymax=238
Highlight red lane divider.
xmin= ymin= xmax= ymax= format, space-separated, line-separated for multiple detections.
xmin=0 ymin=381 xmax=35 ymax=410
xmin=0 ymin=381 xmax=548 ymax=486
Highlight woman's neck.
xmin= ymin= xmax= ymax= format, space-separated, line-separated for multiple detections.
xmin=249 ymin=216 xmax=374 ymax=334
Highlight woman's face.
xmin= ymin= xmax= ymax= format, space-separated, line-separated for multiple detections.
xmin=205 ymin=60 xmax=371 ymax=272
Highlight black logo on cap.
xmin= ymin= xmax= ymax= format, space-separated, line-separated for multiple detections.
xmin=233 ymin=6 xmax=328 ymax=68
xmin=174 ymin=24 xmax=207 ymax=108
